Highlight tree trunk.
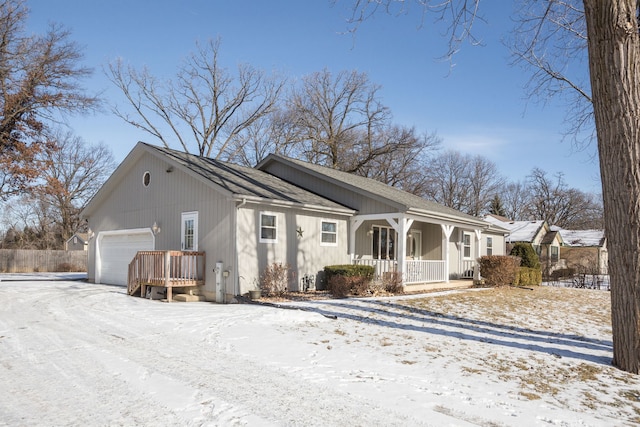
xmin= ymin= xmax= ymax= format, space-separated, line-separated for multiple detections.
xmin=583 ymin=0 xmax=640 ymax=374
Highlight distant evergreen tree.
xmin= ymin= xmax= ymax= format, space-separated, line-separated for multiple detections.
xmin=488 ymin=194 xmax=506 ymax=217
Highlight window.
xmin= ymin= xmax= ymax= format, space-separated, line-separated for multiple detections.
xmin=463 ymin=233 xmax=472 ymax=258
xmin=486 ymin=237 xmax=493 ymax=256
xmin=142 ymin=171 xmax=151 ymax=187
xmin=321 ymin=221 xmax=337 ymax=246
xmin=372 ymin=225 xmax=396 ymax=260
xmin=551 ymin=245 xmax=559 ymax=262
xmin=260 ymin=213 xmax=277 ymax=243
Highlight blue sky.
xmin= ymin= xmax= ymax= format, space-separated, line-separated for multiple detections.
xmin=25 ymin=0 xmax=601 ymax=194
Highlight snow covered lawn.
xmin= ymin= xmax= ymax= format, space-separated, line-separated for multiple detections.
xmin=0 ymin=278 xmax=638 ymax=426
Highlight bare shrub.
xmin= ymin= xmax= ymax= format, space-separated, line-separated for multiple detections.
xmin=56 ymin=263 xmax=82 ymax=272
xmin=259 ymin=263 xmax=293 ymax=296
xmin=479 ymin=255 xmax=520 ymax=287
xmin=327 ymin=275 xmax=371 ymax=297
xmin=327 ymin=275 xmax=351 ymax=298
xmin=383 ymin=272 xmax=404 ymax=294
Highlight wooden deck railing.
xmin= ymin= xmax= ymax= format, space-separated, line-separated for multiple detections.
xmin=128 ymin=251 xmax=205 ymax=301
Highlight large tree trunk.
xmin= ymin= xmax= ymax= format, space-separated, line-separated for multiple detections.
xmin=583 ymin=0 xmax=640 ymax=374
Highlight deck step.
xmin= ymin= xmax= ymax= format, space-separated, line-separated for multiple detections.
xmin=172 ymin=293 xmax=207 ymax=302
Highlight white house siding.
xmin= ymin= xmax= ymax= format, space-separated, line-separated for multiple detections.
xmin=236 ymin=206 xmax=350 ymax=294
xmin=86 ymin=151 xmax=236 ymax=296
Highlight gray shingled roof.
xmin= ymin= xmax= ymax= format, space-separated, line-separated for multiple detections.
xmin=263 ymin=154 xmax=492 ymax=226
xmin=147 ymin=144 xmax=352 ymax=212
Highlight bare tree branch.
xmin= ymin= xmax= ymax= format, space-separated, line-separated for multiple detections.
xmin=107 ymin=38 xmax=285 ymax=158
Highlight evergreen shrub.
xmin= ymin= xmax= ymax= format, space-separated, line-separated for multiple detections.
xmin=324 ymin=265 xmax=374 ymax=297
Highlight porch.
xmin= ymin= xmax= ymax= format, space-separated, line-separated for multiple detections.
xmin=127 ymin=250 xmax=206 ymax=302
xmin=353 ymin=258 xmax=477 ymax=284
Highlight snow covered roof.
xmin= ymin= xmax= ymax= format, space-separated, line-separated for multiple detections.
xmin=483 ymin=215 xmax=546 ymax=243
xmin=557 ymin=229 xmax=606 ymax=247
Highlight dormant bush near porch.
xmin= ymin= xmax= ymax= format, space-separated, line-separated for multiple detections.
xmin=478 ymin=255 xmax=521 ymax=287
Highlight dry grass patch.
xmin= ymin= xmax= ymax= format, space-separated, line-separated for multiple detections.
xmin=396 ymin=286 xmax=640 ymax=420
xmin=403 ymin=286 xmax=611 ymax=335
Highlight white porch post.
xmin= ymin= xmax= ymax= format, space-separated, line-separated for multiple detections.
xmin=474 ymin=229 xmax=482 ymax=280
xmin=390 ymin=216 xmax=413 ymax=284
xmin=441 ymin=224 xmax=454 ymax=283
xmin=349 ymin=218 xmax=364 ymax=264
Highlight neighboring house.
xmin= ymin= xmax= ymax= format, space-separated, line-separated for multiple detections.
xmin=82 ymin=142 xmax=508 ymax=302
xmin=65 ymin=233 xmax=89 ymax=251
xmin=556 ymin=229 xmax=608 ymax=275
xmin=483 ymin=214 xmax=563 ymax=272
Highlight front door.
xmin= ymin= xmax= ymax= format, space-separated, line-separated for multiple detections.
xmin=181 ymin=211 xmax=198 ymax=251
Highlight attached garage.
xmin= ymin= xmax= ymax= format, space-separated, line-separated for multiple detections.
xmin=96 ymin=229 xmax=155 ymax=286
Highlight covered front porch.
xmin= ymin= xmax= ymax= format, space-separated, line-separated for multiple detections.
xmin=349 ymin=213 xmax=485 ymax=287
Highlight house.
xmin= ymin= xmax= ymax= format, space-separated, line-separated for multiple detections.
xmin=483 ymin=214 xmax=563 ymax=273
xmin=64 ymin=233 xmax=89 ymax=251
xmin=82 ymin=142 xmax=508 ymax=302
xmin=556 ymin=229 xmax=608 ymax=275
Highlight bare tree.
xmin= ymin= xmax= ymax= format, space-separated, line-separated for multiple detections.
xmin=1 ymin=130 xmax=115 ymax=249
xmin=467 ymin=155 xmax=505 ymax=216
xmin=510 ymin=1 xmax=594 ymax=145
xmin=288 ymin=68 xmax=430 ymax=184
xmin=422 ymin=150 xmax=503 ymax=216
xmin=107 ymin=38 xmax=285 ymax=158
xmin=525 ymin=167 xmax=603 ymax=228
xmin=423 ymin=150 xmax=471 ymax=211
xmin=225 ymin=107 xmax=301 ymax=167
xmin=0 ymin=0 xmax=98 ymax=200
xmin=358 ymin=128 xmax=441 ymax=191
xmin=38 ymin=130 xmax=115 ymax=241
xmin=500 ymin=180 xmax=532 ymax=221
xmin=340 ymin=0 xmax=640 ymax=372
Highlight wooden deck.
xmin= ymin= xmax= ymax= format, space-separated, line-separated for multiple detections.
xmin=127 ymin=251 xmax=205 ymax=301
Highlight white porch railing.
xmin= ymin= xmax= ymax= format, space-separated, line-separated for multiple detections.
xmin=405 ymin=260 xmax=447 ymax=284
xmin=461 ymin=260 xmax=476 ymax=279
xmin=353 ymin=259 xmax=447 ymax=284
xmin=354 ymin=258 xmax=397 ymax=279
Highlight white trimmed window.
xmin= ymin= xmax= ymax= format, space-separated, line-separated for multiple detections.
xmin=260 ymin=212 xmax=277 ymax=243
xmin=463 ymin=232 xmax=472 ymax=258
xmin=486 ymin=237 xmax=493 ymax=256
xmin=321 ymin=221 xmax=337 ymax=246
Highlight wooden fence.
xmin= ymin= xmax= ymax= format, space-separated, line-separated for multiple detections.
xmin=0 ymin=249 xmax=87 ymax=273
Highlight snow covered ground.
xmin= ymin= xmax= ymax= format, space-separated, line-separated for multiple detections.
xmin=0 ymin=276 xmax=638 ymax=426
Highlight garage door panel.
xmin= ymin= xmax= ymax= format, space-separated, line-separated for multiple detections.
xmin=99 ymin=231 xmax=154 ymax=286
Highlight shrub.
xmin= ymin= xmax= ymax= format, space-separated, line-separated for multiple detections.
xmin=509 ymin=243 xmax=540 ymax=269
xmin=478 ymin=255 xmax=520 ymax=287
xmin=327 ymin=275 xmax=372 ymax=297
xmin=383 ymin=272 xmax=404 ymax=294
xmin=324 ymin=265 xmax=374 ymax=281
xmin=327 ymin=275 xmax=351 ymax=298
xmin=324 ymin=264 xmax=374 ymax=297
xmin=515 ymin=267 xmax=542 ymax=286
xmin=259 ymin=263 xmax=293 ymax=296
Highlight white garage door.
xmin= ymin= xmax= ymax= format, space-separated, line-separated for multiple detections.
xmin=98 ymin=230 xmax=154 ymax=286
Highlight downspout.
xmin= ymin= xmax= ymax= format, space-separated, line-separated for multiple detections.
xmin=232 ymin=198 xmax=247 ymax=300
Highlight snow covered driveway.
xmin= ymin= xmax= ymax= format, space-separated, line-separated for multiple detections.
xmin=0 ymin=279 xmax=637 ymax=426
